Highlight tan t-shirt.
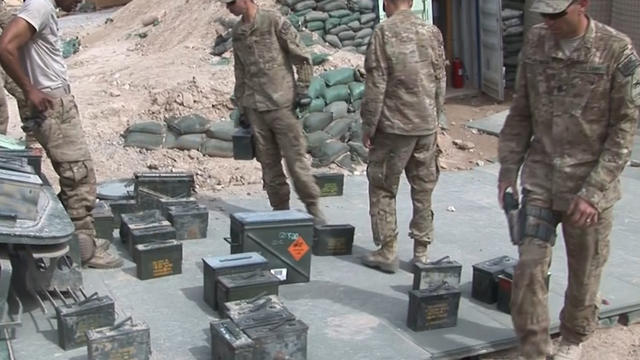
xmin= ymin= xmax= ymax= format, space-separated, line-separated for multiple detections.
xmin=17 ymin=0 xmax=68 ymax=90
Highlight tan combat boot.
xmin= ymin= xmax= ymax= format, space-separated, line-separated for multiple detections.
xmin=361 ymin=241 xmax=398 ymax=273
xmin=554 ymin=340 xmax=583 ymax=360
xmin=94 ymin=238 xmax=111 ymax=252
xmin=84 ymin=247 xmax=123 ymax=269
xmin=411 ymin=241 xmax=429 ymax=265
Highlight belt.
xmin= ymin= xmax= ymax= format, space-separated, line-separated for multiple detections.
xmin=41 ymin=83 xmax=71 ymax=98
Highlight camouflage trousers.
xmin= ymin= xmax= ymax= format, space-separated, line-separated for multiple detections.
xmin=511 ymin=203 xmax=613 ymax=358
xmin=367 ymin=132 xmax=439 ymax=247
xmin=28 ymin=93 xmax=97 ymax=262
xmin=0 ymin=4 xmax=26 ymax=134
xmin=246 ymin=107 xmax=321 ymax=211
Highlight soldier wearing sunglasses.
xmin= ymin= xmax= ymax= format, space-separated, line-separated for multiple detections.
xmin=498 ymin=0 xmax=639 ymax=359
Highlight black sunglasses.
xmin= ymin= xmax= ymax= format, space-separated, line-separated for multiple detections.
xmin=540 ymin=1 xmax=575 ymax=20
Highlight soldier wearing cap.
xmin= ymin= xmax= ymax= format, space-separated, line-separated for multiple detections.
xmin=0 ymin=0 xmax=123 ymax=268
xmin=359 ymin=0 xmax=446 ymax=273
xmin=498 ymin=0 xmax=639 ymax=359
xmin=220 ymin=0 xmax=326 ymax=224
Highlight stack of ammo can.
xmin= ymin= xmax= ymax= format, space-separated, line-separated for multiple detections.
xmin=407 ymin=256 xmax=463 ymax=331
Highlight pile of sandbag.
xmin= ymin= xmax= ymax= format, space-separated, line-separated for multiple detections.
xmin=301 ymin=67 xmax=368 ymax=168
xmin=123 ymin=114 xmax=235 ymax=158
xmin=280 ymin=0 xmax=377 ymax=54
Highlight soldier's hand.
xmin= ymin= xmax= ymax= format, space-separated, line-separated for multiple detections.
xmin=568 ymin=197 xmax=599 ymax=227
xmin=238 ymin=111 xmax=250 ymax=129
xmin=498 ymin=181 xmax=518 ymax=209
xmin=27 ymin=88 xmax=55 ymax=113
xmin=362 ymin=133 xmax=373 ymax=149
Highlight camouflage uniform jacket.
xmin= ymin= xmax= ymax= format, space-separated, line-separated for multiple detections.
xmin=232 ymin=8 xmax=312 ymax=111
xmin=498 ymin=19 xmax=640 ymax=212
xmin=360 ymin=9 xmax=446 ymax=137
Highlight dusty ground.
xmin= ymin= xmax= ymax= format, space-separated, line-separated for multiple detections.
xmin=2 ymin=0 xmax=639 ymax=358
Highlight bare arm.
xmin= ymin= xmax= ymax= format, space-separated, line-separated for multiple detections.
xmin=0 ymin=17 xmax=53 ymax=112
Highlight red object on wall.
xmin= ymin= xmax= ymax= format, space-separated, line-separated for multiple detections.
xmin=452 ymin=58 xmax=464 ymax=89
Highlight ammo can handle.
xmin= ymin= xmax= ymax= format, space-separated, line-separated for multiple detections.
xmin=76 ymin=292 xmax=99 ymax=306
xmin=246 ymin=291 xmax=268 ymax=304
xmin=249 ymin=295 xmax=273 ymax=313
xmin=223 ymin=237 xmax=240 ymax=246
xmin=112 ymin=315 xmax=133 ymax=330
xmin=428 ymin=281 xmax=450 ymax=293
xmin=432 ymin=256 xmax=451 ymax=265
xmin=220 ymin=256 xmax=252 ymax=263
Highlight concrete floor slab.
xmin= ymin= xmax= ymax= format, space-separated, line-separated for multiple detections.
xmin=466 ymin=111 xmax=508 ymax=136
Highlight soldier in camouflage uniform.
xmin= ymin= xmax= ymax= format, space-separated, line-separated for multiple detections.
xmin=0 ymin=0 xmax=122 ymax=268
xmin=498 ymin=1 xmax=640 ymax=359
xmin=359 ymin=0 xmax=446 ymax=273
xmin=0 ymin=0 xmax=26 ymax=134
xmin=220 ymin=0 xmax=326 ymax=223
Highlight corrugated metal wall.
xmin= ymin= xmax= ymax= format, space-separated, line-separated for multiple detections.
xmin=611 ymin=0 xmax=640 ymax=49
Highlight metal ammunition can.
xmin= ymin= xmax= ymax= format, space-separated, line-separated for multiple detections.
xmin=0 ymin=168 xmax=43 ymax=221
xmin=216 ymin=270 xmax=280 ymax=314
xmin=86 ymin=316 xmax=151 ymax=360
xmin=407 ymin=282 xmax=461 ymax=331
xmin=134 ymin=171 xmax=194 ymax=199
xmin=232 ymin=128 xmax=255 ymax=160
xmin=166 ymin=204 xmax=208 ymax=240
xmin=229 ymin=210 xmax=314 ymax=284
xmin=134 ymin=240 xmax=182 ymax=280
xmin=496 ymin=267 xmax=550 ymax=314
xmin=203 ymin=253 xmax=270 ymax=310
xmin=412 ymin=256 xmax=463 ymax=290
xmin=0 ymin=148 xmax=43 ymax=175
xmin=210 ymin=319 xmax=255 ymax=360
xmin=56 ymin=294 xmax=116 ymax=350
xmin=471 ymin=255 xmax=517 ymax=304
xmin=225 ymin=295 xmax=295 ymax=330
xmin=107 ymin=199 xmax=138 ymax=229
xmin=92 ymin=201 xmax=114 ymax=241
xmin=312 ymin=224 xmax=355 ymax=256
xmin=244 ymin=319 xmax=308 ymax=360
xmin=119 ymin=209 xmax=169 ymax=245
xmin=313 ymin=173 xmax=344 ymax=197
xmin=128 ymin=224 xmax=176 ymax=256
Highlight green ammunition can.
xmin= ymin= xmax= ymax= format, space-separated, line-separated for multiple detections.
xmin=134 ymin=240 xmax=182 ymax=280
xmin=86 ymin=316 xmax=151 ymax=360
xmin=412 ymin=256 xmax=462 ymax=290
xmin=119 ymin=210 xmax=170 ymax=245
xmin=407 ymin=281 xmax=461 ymax=332
xmin=312 ymin=224 xmax=355 ymax=256
xmin=56 ymin=294 xmax=116 ymax=350
xmin=244 ymin=319 xmax=308 ymax=360
xmin=92 ymin=201 xmax=114 ymax=241
xmin=166 ymin=204 xmax=208 ymax=240
xmin=128 ymin=224 xmax=176 ymax=256
xmin=216 ymin=270 xmax=280 ymax=315
xmin=210 ymin=319 xmax=255 ymax=360
xmin=107 ymin=199 xmax=138 ymax=229
xmin=471 ymin=255 xmax=517 ymax=304
xmin=134 ymin=171 xmax=194 ymax=199
xmin=232 ymin=128 xmax=255 ymax=160
xmin=202 ymin=252 xmax=269 ymax=310
xmin=313 ymin=173 xmax=344 ymax=197
xmin=225 ymin=295 xmax=295 ymax=330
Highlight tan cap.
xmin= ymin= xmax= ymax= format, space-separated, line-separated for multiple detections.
xmin=530 ymin=0 xmax=573 ymax=13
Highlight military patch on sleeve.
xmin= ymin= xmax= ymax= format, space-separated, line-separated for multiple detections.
xmin=631 ymin=71 xmax=640 ymax=105
xmin=618 ymin=53 xmax=640 ymax=77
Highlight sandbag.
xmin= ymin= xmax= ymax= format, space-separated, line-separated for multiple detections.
xmin=348 ymin=82 xmax=365 ymax=101
xmin=299 ymin=31 xmax=315 ymax=47
xmin=284 ymin=0 xmax=306 ymax=6
xmin=313 ymin=30 xmax=325 ymax=39
xmin=357 ymin=45 xmax=368 ymax=54
xmin=305 ymin=11 xmax=329 ymax=22
xmin=206 ymin=120 xmax=235 ymax=141
xmin=323 ymin=85 xmax=350 ymax=104
xmin=230 ymin=109 xmax=241 ymax=127
xmin=320 ymin=0 xmax=347 ymax=11
xmin=311 ymin=52 xmax=330 ymax=65
xmin=309 ymin=97 xmax=326 ymax=112
xmin=294 ymin=0 xmax=316 ymax=12
xmin=360 ymin=13 xmax=376 ymax=24
xmin=200 ymin=138 xmax=233 ymax=158
xmin=306 ymin=131 xmax=332 ymax=155
xmin=325 ymin=17 xmax=341 ymax=31
xmin=166 ymin=114 xmax=211 ymax=135
xmin=303 ymin=112 xmax=333 ymax=133
xmin=313 ymin=140 xmax=349 ymax=167
xmin=164 ymin=131 xmax=178 ymax=149
xmin=348 ymin=141 xmax=368 ymax=162
xmin=355 ymin=28 xmax=373 ymax=40
xmin=127 ymin=121 xmax=165 ymax=135
xmin=288 ymin=14 xmax=302 ymax=29
xmin=361 ymin=21 xmax=375 ymax=29
xmin=338 ymin=30 xmax=356 ymax=41
xmin=280 ymin=5 xmax=291 ymax=15
xmin=340 ymin=13 xmax=360 ymax=25
xmin=324 ymin=34 xmax=342 ymax=48
xmin=329 ymin=9 xmax=352 ymax=18
xmin=308 ymin=77 xmax=327 ymax=99
xmin=357 ymin=0 xmax=374 ymax=10
xmin=124 ymin=132 xmax=164 ymax=150
xmin=347 ymin=21 xmax=362 ymax=31
xmin=295 ymin=9 xmax=313 ymax=17
xmin=341 ymin=40 xmax=355 ymax=47
xmin=324 ymin=117 xmax=354 ymax=140
xmin=353 ymin=38 xmax=365 ymax=47
xmin=348 ymin=119 xmax=363 ymax=141
xmin=321 ymin=68 xmax=355 ymax=86
xmin=175 ymin=134 xmax=206 ymax=151
xmin=306 ymin=21 xmax=325 ymax=31
xmin=329 ymin=24 xmax=350 ymax=35
xmin=324 ymin=101 xmax=349 ymax=119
